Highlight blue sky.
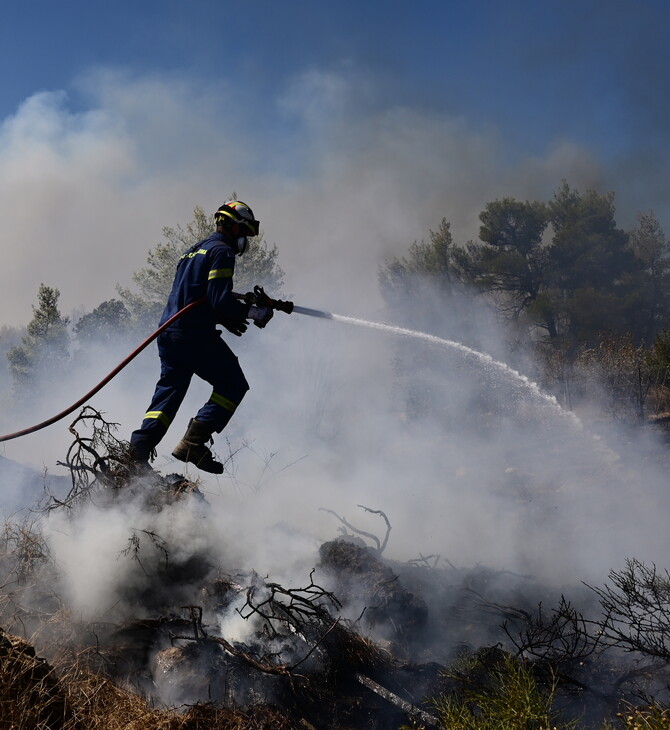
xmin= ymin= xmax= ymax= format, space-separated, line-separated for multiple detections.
xmin=4 ymin=0 xmax=668 ymax=157
xmin=1 ymin=0 xmax=669 ymax=321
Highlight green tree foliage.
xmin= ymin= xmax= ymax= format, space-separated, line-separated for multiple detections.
xmin=381 ymin=218 xmax=460 ymax=293
xmin=379 ymin=218 xmax=475 ymax=335
xmin=471 ymin=197 xmax=550 ymax=324
xmin=74 ymin=299 xmax=132 ymax=346
xmin=118 ymin=205 xmax=285 ymax=331
xmin=545 ymin=182 xmax=637 ymax=345
xmin=464 ymin=185 xmax=639 ymax=346
xmin=627 ymin=210 xmax=670 ymax=344
xmin=7 ymin=284 xmax=70 ymax=393
xmin=381 ymin=183 xmax=670 ymax=414
xmin=456 ymin=183 xmax=665 ymax=351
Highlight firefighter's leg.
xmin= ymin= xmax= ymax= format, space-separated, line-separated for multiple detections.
xmin=171 ymin=335 xmax=249 ymax=473
xmin=130 ymin=334 xmax=193 ymax=465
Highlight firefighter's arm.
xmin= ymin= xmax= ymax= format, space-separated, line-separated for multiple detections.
xmin=207 ymin=249 xmax=250 ymax=332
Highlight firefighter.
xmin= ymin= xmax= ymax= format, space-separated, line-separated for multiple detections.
xmin=129 ymin=200 xmax=271 ymax=474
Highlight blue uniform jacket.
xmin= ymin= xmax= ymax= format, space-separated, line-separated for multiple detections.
xmin=159 ymin=232 xmax=249 ymax=333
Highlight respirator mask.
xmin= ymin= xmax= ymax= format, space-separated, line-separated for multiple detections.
xmin=236 ymin=236 xmax=248 ymax=255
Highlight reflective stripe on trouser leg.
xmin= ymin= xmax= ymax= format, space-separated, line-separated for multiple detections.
xmin=143 ymin=410 xmax=172 ymax=429
xmin=210 ymin=391 xmax=238 ymax=413
xmin=192 ymin=336 xmax=249 ymax=432
xmin=130 ymin=334 xmax=193 ymax=451
xmin=195 ymin=387 xmax=247 ymax=433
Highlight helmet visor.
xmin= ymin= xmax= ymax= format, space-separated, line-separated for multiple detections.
xmin=239 ymin=217 xmax=260 ymax=237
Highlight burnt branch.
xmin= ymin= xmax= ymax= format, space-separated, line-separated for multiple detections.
xmin=53 ymin=407 xmax=133 ymax=508
xmin=503 ymin=595 xmax=602 ymax=666
xmin=236 ymin=569 xmax=341 ymax=638
xmin=182 ymin=605 xmax=207 ymax=639
xmin=464 ymin=586 xmax=532 ymax=624
xmin=174 ymin=596 xmax=341 ymax=681
xmin=587 ymin=559 xmax=670 ymax=661
xmin=406 ymin=553 xmax=441 ymax=569
xmin=357 ymin=505 xmax=391 ymax=554
xmin=118 ymin=529 xmax=170 ymax=573
xmin=171 ymin=628 xmax=298 ymax=679
xmin=320 ymin=505 xmax=392 ymax=555
xmin=1 ymin=520 xmax=50 ymax=584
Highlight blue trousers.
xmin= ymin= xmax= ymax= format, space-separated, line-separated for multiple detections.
xmin=130 ymin=328 xmax=249 ymax=455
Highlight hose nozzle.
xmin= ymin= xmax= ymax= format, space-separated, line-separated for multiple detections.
xmin=272 ymin=298 xmax=294 ymax=314
xmin=235 ymin=286 xmax=294 ymax=315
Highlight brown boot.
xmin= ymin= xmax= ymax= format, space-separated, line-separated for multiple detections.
xmin=171 ymin=419 xmax=224 ymax=474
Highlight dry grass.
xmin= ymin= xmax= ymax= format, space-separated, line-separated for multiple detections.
xmin=0 ymin=628 xmax=297 ymax=730
xmin=612 ymin=704 xmax=670 ymax=730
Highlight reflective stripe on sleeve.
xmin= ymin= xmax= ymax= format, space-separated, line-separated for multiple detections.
xmin=208 ymin=268 xmax=234 ymax=280
xmin=210 ymin=391 xmax=237 ymax=412
xmin=143 ymin=411 xmax=172 ymax=428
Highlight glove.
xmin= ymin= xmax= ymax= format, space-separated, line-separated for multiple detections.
xmin=244 ymin=286 xmax=273 ymax=308
xmin=248 ymin=305 xmax=274 ymax=329
xmin=222 ymin=319 xmax=248 ymax=337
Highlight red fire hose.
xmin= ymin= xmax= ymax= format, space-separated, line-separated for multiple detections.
xmin=0 ymin=298 xmax=206 ymax=443
xmin=0 ymin=287 xmax=306 ymax=444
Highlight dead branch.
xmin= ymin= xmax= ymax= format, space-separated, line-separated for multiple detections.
xmin=290 ymin=617 xmax=341 ymax=671
xmin=587 ymin=559 xmax=670 ymax=661
xmin=503 ymin=595 xmax=602 ymax=666
xmin=355 ymin=672 xmax=440 ymax=727
xmin=172 ymin=574 xmax=348 ymax=683
xmin=118 ymin=529 xmax=169 ymax=573
xmin=357 ymin=505 xmax=391 ymax=554
xmin=1 ymin=519 xmax=50 ymax=583
xmin=53 ymin=407 xmax=132 ymax=508
xmin=406 ymin=553 xmax=441 ymax=569
xmin=319 ymin=505 xmax=392 ymax=555
xmin=173 ymin=604 xmax=307 ymax=681
xmin=182 ymin=605 xmax=206 ymax=639
xmin=464 ymin=585 xmax=532 ymax=623
xmin=171 ymin=630 xmax=299 ymax=678
xmin=236 ymin=569 xmax=341 ymax=638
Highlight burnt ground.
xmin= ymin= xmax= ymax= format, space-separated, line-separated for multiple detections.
xmin=2 ymin=408 xmax=670 ymax=729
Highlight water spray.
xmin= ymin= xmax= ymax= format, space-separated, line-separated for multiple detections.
xmin=303 ymin=311 xmax=582 ymax=427
xmin=0 ymin=288 xmax=579 ymax=443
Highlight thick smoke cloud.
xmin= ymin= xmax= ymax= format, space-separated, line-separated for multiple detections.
xmin=0 ymin=68 xmax=610 ymax=324
xmin=1 ymin=66 xmax=669 ymax=632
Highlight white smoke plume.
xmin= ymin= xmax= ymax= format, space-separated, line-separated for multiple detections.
xmin=0 ymin=66 xmax=669 ymax=639
xmin=0 ymin=68 xmax=613 ymax=324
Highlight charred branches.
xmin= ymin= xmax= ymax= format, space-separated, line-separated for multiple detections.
xmin=503 ymin=595 xmax=602 ymax=666
xmin=588 ymin=559 xmax=670 ymax=661
xmin=320 ymin=505 xmax=391 ymax=555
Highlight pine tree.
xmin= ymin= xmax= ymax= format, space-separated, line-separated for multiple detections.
xmin=7 ymin=284 xmax=70 ymax=394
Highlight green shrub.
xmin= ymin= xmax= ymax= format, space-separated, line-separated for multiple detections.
xmin=429 ymin=648 xmax=567 ymax=730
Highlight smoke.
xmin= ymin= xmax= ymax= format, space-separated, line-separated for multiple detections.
xmin=1 ymin=64 xmax=670 ymax=686
xmin=0 ymin=67 xmax=613 ymax=326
